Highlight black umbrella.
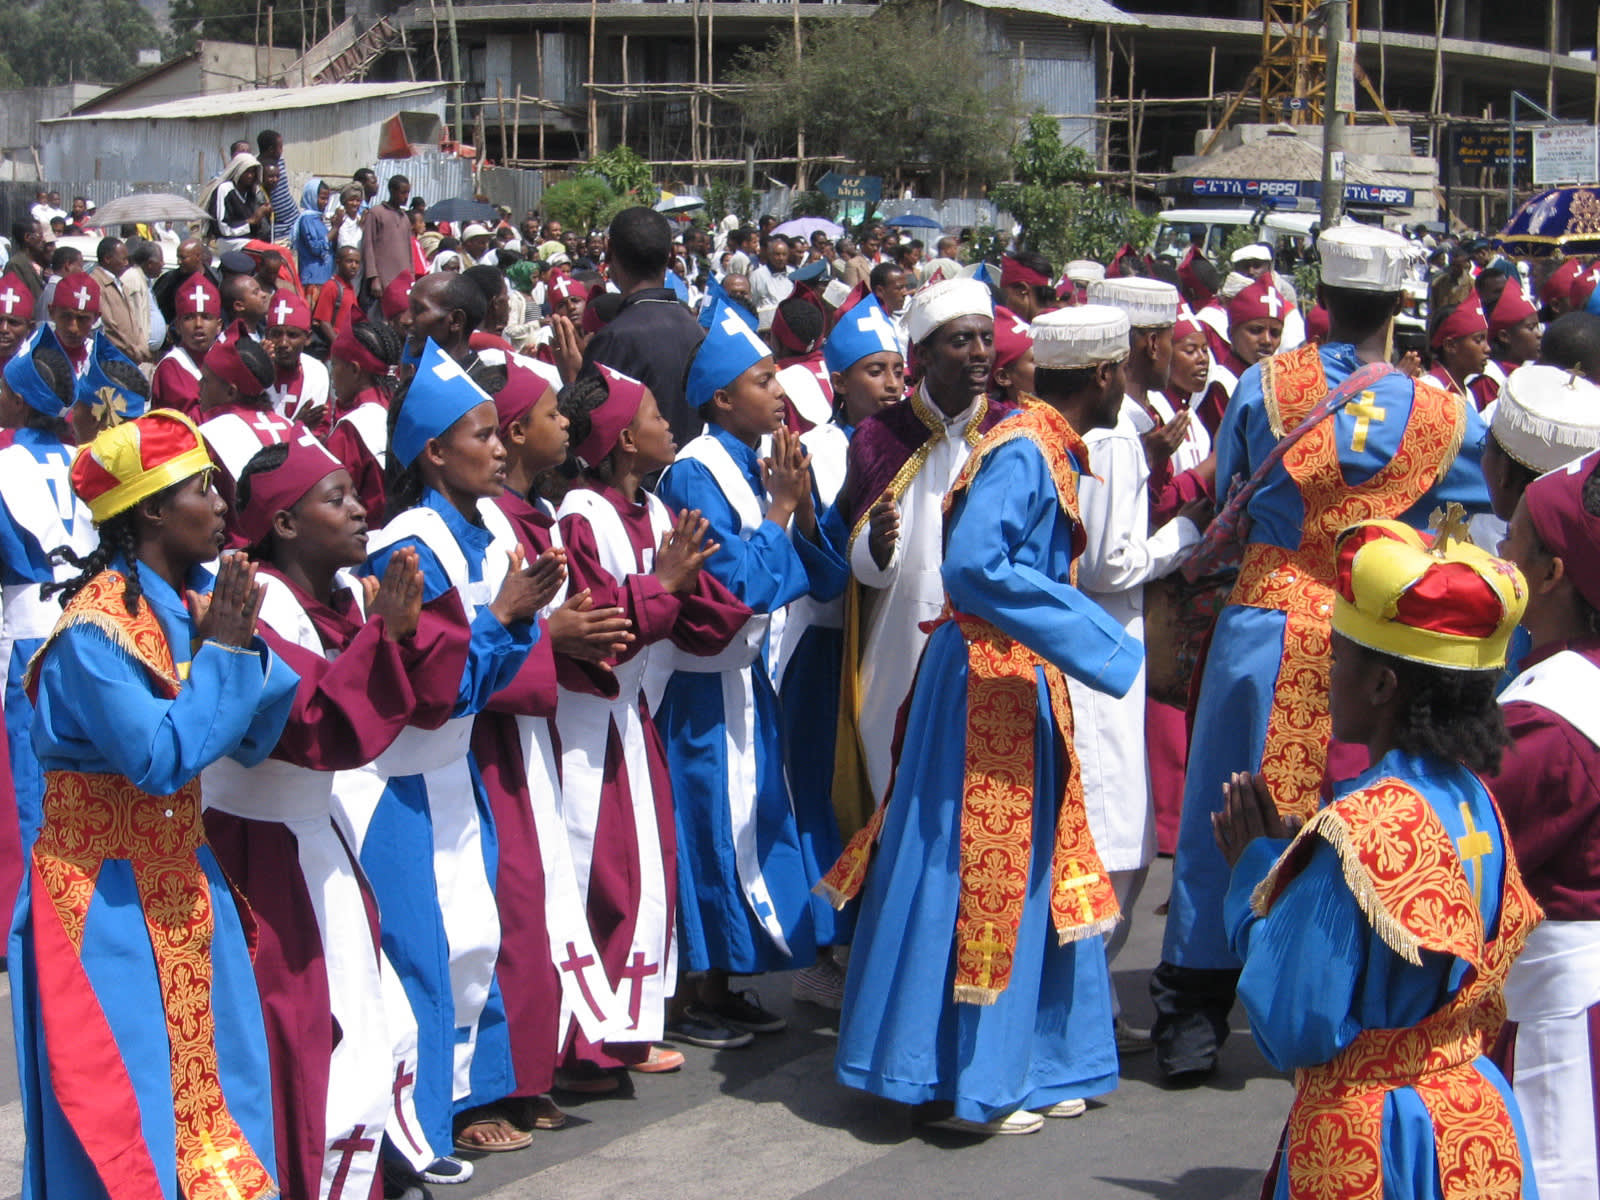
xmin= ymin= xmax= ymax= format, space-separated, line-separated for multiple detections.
xmin=424 ymin=197 xmax=499 ymax=225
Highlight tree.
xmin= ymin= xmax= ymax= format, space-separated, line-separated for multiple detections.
xmin=0 ymin=0 xmax=159 ymax=86
xmin=541 ymin=177 xmax=623 ymax=235
xmin=992 ymin=114 xmax=1155 ymax=270
xmin=580 ymin=146 xmax=659 ymax=209
xmin=729 ymin=1 xmax=1018 ymax=188
xmin=167 ymin=0 xmax=341 ymax=52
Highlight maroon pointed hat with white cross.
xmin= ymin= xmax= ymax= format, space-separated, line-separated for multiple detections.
xmin=50 ymin=271 xmax=100 ymax=316
xmin=1227 ymin=273 xmax=1288 ymax=328
xmin=0 ymin=272 xmax=33 ymax=326
xmin=177 ymin=274 xmax=222 ymax=318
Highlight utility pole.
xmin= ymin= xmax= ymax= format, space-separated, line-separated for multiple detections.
xmin=1319 ymin=0 xmax=1348 ymax=228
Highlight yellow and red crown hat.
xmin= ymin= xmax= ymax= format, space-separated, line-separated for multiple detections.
xmin=71 ymin=409 xmax=215 ymax=525
xmin=1332 ymin=506 xmax=1528 ymax=671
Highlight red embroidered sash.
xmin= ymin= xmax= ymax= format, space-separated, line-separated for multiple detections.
xmin=1252 ymin=780 xmax=1540 ymax=1200
xmin=1236 ymin=348 xmax=1468 ymax=820
xmin=820 ymin=399 xmax=1118 ymax=1003
xmin=26 ymin=571 xmax=276 ymax=1200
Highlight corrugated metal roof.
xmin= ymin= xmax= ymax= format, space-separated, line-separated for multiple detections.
xmin=961 ymin=0 xmax=1142 ymax=27
xmin=44 ymin=82 xmax=449 ymax=124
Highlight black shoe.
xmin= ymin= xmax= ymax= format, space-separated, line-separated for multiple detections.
xmin=710 ymin=988 xmax=787 ymax=1034
xmin=382 ymin=1157 xmax=435 ymax=1199
xmin=666 ymin=1006 xmax=756 ymax=1049
xmin=1149 ymin=961 xmax=1240 ymax=1082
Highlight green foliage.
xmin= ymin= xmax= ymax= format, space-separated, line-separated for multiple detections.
xmin=965 ymin=225 xmax=1007 ymax=266
xmin=790 ymin=190 xmax=837 ymax=220
xmin=1220 ymin=224 xmax=1264 ymax=261
xmin=579 ymin=146 xmax=659 ymax=208
xmin=0 ymin=0 xmax=159 ymax=86
xmin=541 ymin=177 xmax=622 ymax=236
xmin=991 ymin=114 xmax=1155 ymax=270
xmin=729 ymin=1 xmax=1018 ymax=184
xmin=705 ymin=178 xmax=758 ymax=224
xmin=1293 ymin=262 xmax=1322 ymax=307
xmin=167 ymin=0 xmax=339 ymax=51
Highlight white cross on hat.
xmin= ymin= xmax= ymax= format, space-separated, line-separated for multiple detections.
xmin=188 ymin=282 xmax=210 ymax=313
xmin=719 ymin=307 xmax=769 ymax=356
xmin=0 ymin=285 xmax=20 ymax=316
xmin=1262 ymin=286 xmax=1283 ymax=318
xmin=854 ymin=304 xmax=901 ymax=350
xmin=272 ymin=298 xmax=295 ymax=326
xmin=73 ymin=285 xmax=91 ymax=310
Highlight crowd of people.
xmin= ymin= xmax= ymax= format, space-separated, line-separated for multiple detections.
xmin=0 ymin=130 xmax=1595 ymax=1200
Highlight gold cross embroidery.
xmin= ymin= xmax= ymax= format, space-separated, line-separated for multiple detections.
xmin=1348 ymin=391 xmax=1387 ymax=453
xmin=1429 ymin=502 xmax=1471 ymax=555
xmin=1457 ymin=801 xmax=1494 ymax=906
xmin=197 ymin=1130 xmax=245 ymax=1200
xmin=1057 ymin=871 xmax=1102 ymax=924
xmin=964 ymin=922 xmax=1009 ymax=989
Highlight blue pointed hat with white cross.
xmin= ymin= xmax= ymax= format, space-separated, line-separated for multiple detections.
xmin=392 ymin=338 xmax=496 ymax=466
xmin=687 ymin=298 xmax=772 ymax=410
xmin=823 ymin=294 xmax=903 ymax=374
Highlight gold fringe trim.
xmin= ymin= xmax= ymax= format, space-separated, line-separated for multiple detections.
xmin=1056 ymin=914 xmax=1120 ymax=947
xmin=952 ymin=984 xmax=1002 ymax=1007
xmin=813 ymin=879 xmax=852 ymax=911
xmin=1250 ymin=809 xmax=1425 ymax=966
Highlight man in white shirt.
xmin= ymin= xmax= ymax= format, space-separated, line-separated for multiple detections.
xmin=748 ymin=236 xmax=795 ymax=315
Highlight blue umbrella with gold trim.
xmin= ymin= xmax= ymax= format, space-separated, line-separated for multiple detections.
xmin=1495 ymin=186 xmax=1600 ymax=256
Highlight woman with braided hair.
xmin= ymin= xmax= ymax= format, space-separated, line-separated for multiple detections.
xmin=327 ymin=318 xmax=403 ymax=526
xmin=13 ymin=408 xmax=297 ymax=1200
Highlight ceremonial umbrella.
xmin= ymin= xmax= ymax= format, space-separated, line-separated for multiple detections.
xmin=1495 ymin=186 xmax=1600 ymax=256
xmin=425 ymin=196 xmax=499 ymax=225
xmin=86 ymin=193 xmax=211 ymax=227
xmin=773 ymin=216 xmax=844 ymax=240
xmin=655 ymin=193 xmax=706 ymax=214
xmin=884 ymin=213 xmax=942 ymax=230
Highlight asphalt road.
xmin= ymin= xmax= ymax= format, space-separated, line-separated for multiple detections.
xmin=0 ymin=856 xmax=1295 ymax=1200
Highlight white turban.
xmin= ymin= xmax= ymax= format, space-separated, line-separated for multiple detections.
xmin=905 ymin=277 xmax=993 ymax=345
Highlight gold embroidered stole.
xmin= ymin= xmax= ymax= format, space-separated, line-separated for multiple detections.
xmin=1252 ymin=780 xmax=1540 ymax=1200
xmin=1235 ymin=348 xmax=1468 ymax=819
xmin=29 ymin=572 xmax=277 ymax=1200
xmin=821 ymin=399 xmax=1119 ymax=1004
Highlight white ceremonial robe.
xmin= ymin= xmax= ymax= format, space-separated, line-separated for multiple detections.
xmin=847 ymin=388 xmax=987 ymax=808
xmin=1066 ymin=394 xmax=1200 ymax=873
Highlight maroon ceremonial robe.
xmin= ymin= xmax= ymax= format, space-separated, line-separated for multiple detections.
xmin=468 ymin=489 xmax=605 ymax=1098
xmin=204 ymin=568 xmax=468 ymax=1200
xmin=555 ymin=482 xmax=749 ymax=1067
xmin=324 ymin=386 xmax=389 ymax=528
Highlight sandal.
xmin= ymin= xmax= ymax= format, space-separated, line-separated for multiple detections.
xmin=501 ymin=1094 xmax=568 ymax=1132
xmin=452 ymin=1112 xmax=534 ymax=1154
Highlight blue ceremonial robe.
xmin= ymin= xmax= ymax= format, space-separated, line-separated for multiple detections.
xmin=1166 ymin=343 xmax=1492 ymax=972
xmin=655 ymin=424 xmax=845 ymax=975
xmin=11 ymin=558 xmax=297 ymax=1200
xmin=777 ymin=432 xmax=855 ymax=949
xmin=834 ymin=432 xmax=1142 ymax=1122
xmin=358 ymin=489 xmax=536 ymax=1153
xmin=1226 ymin=748 xmax=1539 ymax=1199
xmin=0 ymin=428 xmax=95 ymax=852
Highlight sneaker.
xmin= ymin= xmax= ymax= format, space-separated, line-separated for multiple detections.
xmin=791 ymin=959 xmax=846 ymax=1010
xmin=711 ymin=988 xmax=787 ymax=1034
xmin=1115 ymin=1017 xmax=1154 ymax=1055
xmin=629 ymin=1044 xmax=686 ymax=1073
xmin=420 ymin=1156 xmax=474 ymax=1185
xmin=666 ymin=1006 xmax=756 ymax=1049
xmin=1033 ymin=1097 xmax=1088 ymax=1119
xmin=924 ymin=1109 xmax=1044 ymax=1136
